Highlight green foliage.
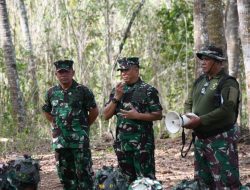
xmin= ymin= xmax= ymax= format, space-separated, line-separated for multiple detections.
xmin=154 ymin=0 xmax=194 ymax=114
xmin=0 ymin=0 xmax=248 ymax=155
xmin=1 ymin=0 xmax=195 ymax=146
xmin=0 ymin=49 xmax=4 ymax=69
xmin=157 ymin=0 xmax=193 ymax=62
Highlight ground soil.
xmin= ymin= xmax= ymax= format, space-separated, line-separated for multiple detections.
xmin=1 ymin=138 xmax=250 ymax=189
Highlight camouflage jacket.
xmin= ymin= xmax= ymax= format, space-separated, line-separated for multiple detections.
xmin=42 ymin=80 xmax=97 ymax=149
xmin=107 ymin=78 xmax=162 ymax=151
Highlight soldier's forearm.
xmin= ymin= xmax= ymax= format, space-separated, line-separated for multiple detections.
xmin=136 ymin=111 xmax=162 ymax=121
xmin=103 ymin=102 xmax=117 ymax=120
xmin=44 ymin=112 xmax=54 ymax=123
xmin=88 ymin=107 xmax=99 ymax=126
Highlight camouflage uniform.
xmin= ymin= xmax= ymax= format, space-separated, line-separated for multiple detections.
xmin=193 ymin=127 xmax=241 ymax=189
xmin=106 ymin=77 xmax=162 ymax=182
xmin=184 ymin=46 xmax=242 ymax=189
xmin=43 ymin=60 xmax=97 ymax=190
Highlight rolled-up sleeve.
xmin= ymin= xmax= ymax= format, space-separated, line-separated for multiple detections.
xmin=84 ymin=88 xmax=97 ymax=111
xmin=147 ymin=87 xmax=162 ymax=112
xmin=42 ymin=91 xmax=52 ymax=113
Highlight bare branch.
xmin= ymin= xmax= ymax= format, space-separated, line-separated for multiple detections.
xmin=113 ymin=0 xmax=145 ymax=70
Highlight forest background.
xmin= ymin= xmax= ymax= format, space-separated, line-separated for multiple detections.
xmin=0 ymin=0 xmax=250 ymax=154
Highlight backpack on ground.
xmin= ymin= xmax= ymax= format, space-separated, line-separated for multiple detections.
xmin=0 ymin=155 xmax=40 ymax=190
xmin=94 ymin=166 xmax=129 ymax=190
xmin=171 ymin=179 xmax=209 ymax=190
xmin=128 ymin=177 xmax=163 ymax=190
xmin=0 ymin=163 xmax=12 ymax=190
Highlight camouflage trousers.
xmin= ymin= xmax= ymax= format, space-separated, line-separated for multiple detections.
xmin=194 ymin=126 xmax=241 ymax=190
xmin=115 ymin=142 xmax=155 ymax=183
xmin=55 ymin=148 xmax=94 ymax=190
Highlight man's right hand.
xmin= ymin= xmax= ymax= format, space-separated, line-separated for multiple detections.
xmin=114 ymin=82 xmax=124 ymax=100
xmin=103 ymin=82 xmax=124 ymax=120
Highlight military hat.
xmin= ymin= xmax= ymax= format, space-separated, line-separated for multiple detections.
xmin=54 ymin=60 xmax=74 ymax=71
xmin=196 ymin=45 xmax=226 ymax=61
xmin=117 ymin=57 xmax=140 ymax=71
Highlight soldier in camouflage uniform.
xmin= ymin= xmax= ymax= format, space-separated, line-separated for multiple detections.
xmin=42 ymin=60 xmax=99 ymax=190
xmin=103 ymin=57 xmax=162 ymax=183
xmin=183 ymin=45 xmax=245 ymax=189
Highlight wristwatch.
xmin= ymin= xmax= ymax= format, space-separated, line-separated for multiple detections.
xmin=111 ymin=97 xmax=119 ymax=104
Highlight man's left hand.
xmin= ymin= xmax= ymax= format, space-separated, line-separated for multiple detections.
xmin=119 ymin=106 xmax=138 ymax=119
xmin=183 ymin=115 xmax=201 ymax=129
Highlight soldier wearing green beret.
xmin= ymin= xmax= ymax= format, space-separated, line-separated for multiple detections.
xmin=183 ymin=45 xmax=243 ymax=189
xmin=103 ymin=57 xmax=163 ymax=183
xmin=42 ymin=60 xmax=99 ymax=190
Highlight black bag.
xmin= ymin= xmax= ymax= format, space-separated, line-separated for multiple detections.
xmin=94 ymin=166 xmax=129 ymax=190
xmin=0 ymin=155 xmax=40 ymax=190
xmin=171 ymin=179 xmax=209 ymax=190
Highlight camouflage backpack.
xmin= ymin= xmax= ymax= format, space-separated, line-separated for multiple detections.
xmin=0 ymin=163 xmax=13 ymax=190
xmin=3 ymin=155 xmax=40 ymax=190
xmin=94 ymin=166 xmax=129 ymax=190
xmin=171 ymin=179 xmax=209 ymax=190
xmin=128 ymin=177 xmax=163 ymax=190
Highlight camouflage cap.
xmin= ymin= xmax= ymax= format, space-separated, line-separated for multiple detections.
xmin=196 ymin=45 xmax=226 ymax=61
xmin=117 ymin=57 xmax=140 ymax=71
xmin=54 ymin=60 xmax=74 ymax=71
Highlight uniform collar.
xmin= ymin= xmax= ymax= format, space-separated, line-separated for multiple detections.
xmin=205 ymin=69 xmax=225 ymax=80
xmin=213 ymin=69 xmax=225 ymax=79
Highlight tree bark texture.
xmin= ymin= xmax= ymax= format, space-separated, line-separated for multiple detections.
xmin=225 ymin=0 xmax=240 ymax=78
xmin=237 ymin=0 xmax=250 ymax=128
xmin=15 ymin=0 xmax=39 ymax=110
xmin=0 ymin=0 xmax=26 ymax=130
xmin=193 ymin=0 xmax=208 ymax=77
xmin=205 ymin=0 xmax=228 ymax=72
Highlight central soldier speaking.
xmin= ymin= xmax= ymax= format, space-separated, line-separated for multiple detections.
xmin=103 ymin=57 xmax=163 ymax=183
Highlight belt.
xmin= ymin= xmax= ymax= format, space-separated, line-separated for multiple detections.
xmin=195 ymin=125 xmax=234 ymax=139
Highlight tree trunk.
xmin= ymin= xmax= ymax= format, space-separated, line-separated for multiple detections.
xmin=193 ymin=0 xmax=208 ymax=77
xmin=15 ymin=0 xmax=39 ymax=112
xmin=237 ymin=0 xmax=250 ymax=129
xmin=226 ymin=0 xmax=247 ymax=134
xmin=225 ymin=0 xmax=240 ymax=78
xmin=0 ymin=0 xmax=26 ymax=131
xmin=206 ymin=0 xmax=228 ymax=72
xmin=194 ymin=0 xmax=228 ymax=75
xmin=104 ymin=0 xmax=113 ymax=66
